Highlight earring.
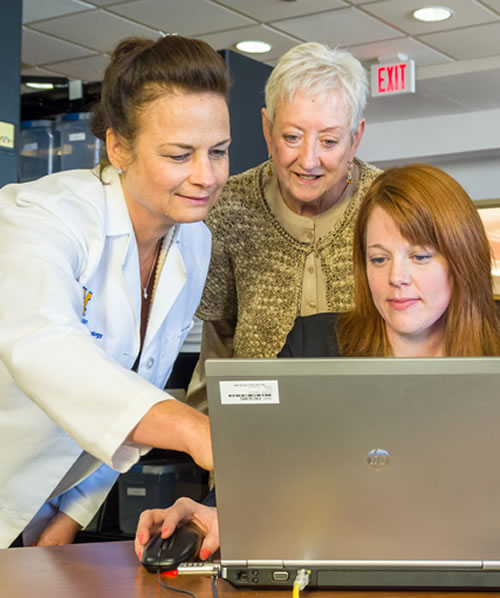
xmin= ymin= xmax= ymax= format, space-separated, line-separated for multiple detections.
xmin=267 ymin=154 xmax=273 ymax=177
xmin=346 ymin=162 xmax=353 ymax=185
xmin=115 ymin=166 xmax=122 ymax=175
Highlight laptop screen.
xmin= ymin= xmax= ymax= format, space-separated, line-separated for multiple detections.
xmin=206 ymin=357 xmax=500 ymax=565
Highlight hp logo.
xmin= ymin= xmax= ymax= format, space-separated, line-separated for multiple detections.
xmin=367 ymin=448 xmax=391 ymax=471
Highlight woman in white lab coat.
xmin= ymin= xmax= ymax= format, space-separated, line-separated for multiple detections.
xmin=0 ymin=34 xmax=231 ymax=548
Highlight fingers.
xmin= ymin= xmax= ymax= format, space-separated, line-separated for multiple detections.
xmin=134 ymin=499 xmax=198 ymax=560
xmin=134 ymin=498 xmax=220 ymax=562
xmin=158 ymin=497 xmax=199 ymax=537
xmin=199 ymin=528 xmax=220 ymax=560
xmin=191 ymin=502 xmax=220 ymax=560
xmin=134 ymin=509 xmax=168 ymax=559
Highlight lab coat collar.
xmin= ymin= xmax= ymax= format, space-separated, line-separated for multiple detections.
xmin=100 ymin=166 xmax=135 ymax=238
xmin=99 ymin=166 xmax=189 ymax=344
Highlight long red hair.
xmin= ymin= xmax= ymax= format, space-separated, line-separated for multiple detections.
xmin=337 ymin=164 xmax=500 ymax=356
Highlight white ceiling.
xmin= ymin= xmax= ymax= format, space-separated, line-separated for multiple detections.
xmin=21 ymin=0 xmax=500 ymax=123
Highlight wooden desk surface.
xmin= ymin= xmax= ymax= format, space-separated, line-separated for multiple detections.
xmin=1 ymin=541 xmax=499 ymax=598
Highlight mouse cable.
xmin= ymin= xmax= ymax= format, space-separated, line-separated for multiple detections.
xmin=292 ymin=568 xmax=311 ymax=598
xmin=156 ymin=569 xmax=219 ymax=598
xmin=211 ymin=571 xmax=219 ymax=598
xmin=156 ymin=570 xmax=198 ymax=598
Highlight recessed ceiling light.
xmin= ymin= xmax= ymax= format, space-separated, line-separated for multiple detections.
xmin=235 ymin=40 xmax=272 ymax=54
xmin=412 ymin=6 xmax=453 ymax=22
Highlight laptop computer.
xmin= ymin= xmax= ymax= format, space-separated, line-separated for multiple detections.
xmin=205 ymin=356 xmax=500 ymax=590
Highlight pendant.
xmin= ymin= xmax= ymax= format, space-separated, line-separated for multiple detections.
xmin=143 ymin=288 xmax=148 ymax=300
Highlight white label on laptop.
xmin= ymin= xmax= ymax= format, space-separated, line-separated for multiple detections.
xmin=219 ymin=380 xmax=279 ymax=404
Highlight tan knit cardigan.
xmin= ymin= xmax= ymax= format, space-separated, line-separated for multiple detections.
xmin=197 ymin=159 xmax=381 ymax=358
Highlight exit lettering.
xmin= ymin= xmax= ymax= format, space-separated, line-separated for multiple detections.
xmin=370 ymin=59 xmax=416 ymax=97
xmin=378 ymin=64 xmax=407 ymax=93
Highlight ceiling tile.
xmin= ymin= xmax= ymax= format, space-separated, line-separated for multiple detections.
xmin=84 ymin=0 xmax=129 ymax=4
xmin=20 ymin=65 xmax=63 ymax=77
xmin=361 ymin=0 xmax=499 ymax=36
xmin=22 ymin=28 xmax=96 ymax=65
xmin=29 ymin=9 xmax=158 ymax=53
xmin=420 ymin=68 xmax=500 ymax=113
xmin=364 ymin=91 xmax=456 ymax=124
xmin=272 ymin=6 xmax=404 ymax=46
xmin=23 ymin=0 xmax=93 ymax=23
xmin=198 ymin=24 xmax=300 ymax=62
xmin=214 ymin=0 xmax=347 ymax=22
xmin=347 ymin=37 xmax=453 ymax=67
xmin=43 ymin=53 xmax=111 ymax=81
xmin=418 ymin=22 xmax=500 ymax=60
xmin=480 ymin=0 xmax=500 ymax=13
xmin=107 ymin=0 xmax=255 ymax=36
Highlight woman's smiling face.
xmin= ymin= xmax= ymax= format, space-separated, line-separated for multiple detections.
xmin=109 ymin=90 xmax=231 ymax=234
xmin=262 ymin=88 xmax=364 ymax=216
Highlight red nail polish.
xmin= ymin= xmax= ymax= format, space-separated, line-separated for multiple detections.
xmin=200 ymin=548 xmax=210 ymax=560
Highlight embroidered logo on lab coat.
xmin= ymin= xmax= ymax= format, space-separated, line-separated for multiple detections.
xmin=82 ymin=286 xmax=93 ymax=319
xmin=81 ymin=286 xmax=103 ymax=339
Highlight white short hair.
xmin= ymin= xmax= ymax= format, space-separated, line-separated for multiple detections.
xmin=264 ymin=42 xmax=368 ymax=135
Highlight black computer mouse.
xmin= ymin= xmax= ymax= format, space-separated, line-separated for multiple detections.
xmin=141 ymin=522 xmax=203 ymax=572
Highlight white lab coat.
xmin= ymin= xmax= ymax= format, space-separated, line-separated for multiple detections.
xmin=0 ymin=167 xmax=211 ymax=547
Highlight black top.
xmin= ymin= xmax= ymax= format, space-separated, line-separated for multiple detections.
xmin=278 ymin=312 xmax=341 ymax=357
xmin=203 ymin=487 xmax=216 ymax=507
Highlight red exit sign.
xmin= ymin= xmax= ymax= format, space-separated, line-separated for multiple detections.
xmin=370 ymin=60 xmax=415 ymax=97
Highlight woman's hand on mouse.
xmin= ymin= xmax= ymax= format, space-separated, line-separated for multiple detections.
xmin=135 ymin=497 xmax=219 ymax=561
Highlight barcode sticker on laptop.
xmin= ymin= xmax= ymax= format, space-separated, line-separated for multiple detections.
xmin=219 ymin=380 xmax=279 ymax=404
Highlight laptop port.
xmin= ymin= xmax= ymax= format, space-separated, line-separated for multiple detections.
xmin=272 ymin=571 xmax=289 ymax=582
xmin=237 ymin=571 xmax=248 ymax=581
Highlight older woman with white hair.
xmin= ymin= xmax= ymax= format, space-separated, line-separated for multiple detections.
xmin=186 ymin=42 xmax=381 ymax=410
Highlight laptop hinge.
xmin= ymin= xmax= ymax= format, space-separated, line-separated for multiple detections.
xmin=221 ymin=560 xmax=247 ymax=567
xmin=221 ymin=560 xmax=286 ymax=567
xmin=247 ymin=560 xmax=284 ymax=567
xmin=283 ymin=560 xmax=483 ymax=569
xmin=222 ymin=559 xmax=489 ymax=570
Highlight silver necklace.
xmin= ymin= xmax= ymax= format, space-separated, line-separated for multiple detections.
xmin=142 ymin=238 xmax=162 ymax=300
xmin=141 ymin=226 xmax=176 ymax=300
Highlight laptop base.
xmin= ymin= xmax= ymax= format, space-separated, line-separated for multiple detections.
xmin=222 ymin=565 xmax=500 ymax=590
